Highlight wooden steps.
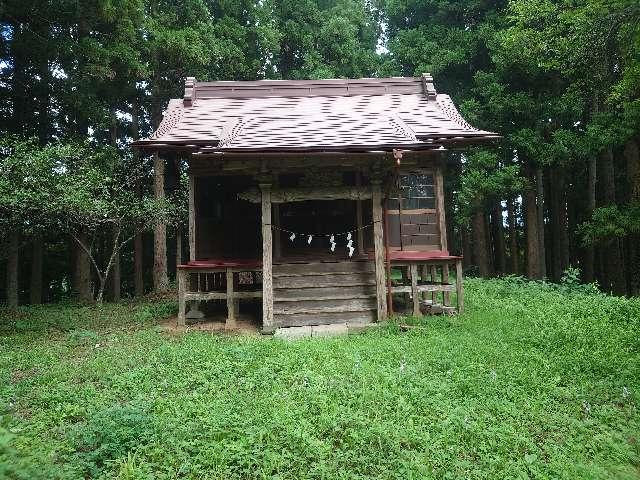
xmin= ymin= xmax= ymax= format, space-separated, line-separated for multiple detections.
xmin=273 ymin=260 xmax=377 ymax=327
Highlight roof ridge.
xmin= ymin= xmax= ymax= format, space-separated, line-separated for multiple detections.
xmin=183 ymin=75 xmax=436 ymax=102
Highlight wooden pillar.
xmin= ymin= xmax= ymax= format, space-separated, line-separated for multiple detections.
xmin=272 ymin=175 xmax=281 ymax=260
xmin=188 ymin=174 xmax=196 ymax=261
xmin=273 ymin=204 xmax=282 ymax=260
xmin=177 ymin=269 xmax=186 ymax=327
xmin=435 ymin=166 xmax=448 ymax=252
xmin=430 ymin=265 xmax=438 ymax=304
xmin=442 ymin=263 xmax=450 ymax=306
xmin=456 ymin=258 xmax=464 ymax=314
xmin=261 ymin=183 xmax=274 ymax=330
xmin=420 ymin=264 xmax=428 ymax=302
xmin=226 ymin=268 xmax=236 ymax=329
xmin=372 ymin=181 xmax=388 ymax=320
xmin=152 ymin=152 xmax=169 ymax=291
xmin=410 ymin=264 xmax=420 ymax=316
xmin=176 ymin=226 xmax=183 ymax=268
xmin=186 ymin=173 xmax=205 ymax=319
xmin=356 ymin=172 xmax=365 ymax=256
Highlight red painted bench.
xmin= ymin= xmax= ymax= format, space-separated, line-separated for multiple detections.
xmin=369 ymin=250 xmax=464 ymax=315
xmin=177 ymin=259 xmax=263 ymax=327
xmin=178 ymin=259 xmax=262 ymax=269
xmin=386 ymin=250 xmax=461 ymax=262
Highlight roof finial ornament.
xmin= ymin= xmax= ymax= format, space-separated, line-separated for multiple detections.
xmin=421 ymin=73 xmax=437 ymax=100
xmin=184 ymin=77 xmax=196 ymax=107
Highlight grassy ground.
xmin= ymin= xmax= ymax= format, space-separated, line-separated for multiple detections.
xmin=0 ymin=278 xmax=639 ymax=480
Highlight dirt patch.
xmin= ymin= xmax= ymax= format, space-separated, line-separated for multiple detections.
xmin=159 ymin=312 xmax=261 ymax=336
xmin=10 ymin=368 xmax=38 ymax=384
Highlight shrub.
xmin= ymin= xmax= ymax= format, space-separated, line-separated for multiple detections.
xmin=67 ymin=403 xmax=154 ymax=478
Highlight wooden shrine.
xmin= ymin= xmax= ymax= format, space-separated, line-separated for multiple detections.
xmin=133 ymin=76 xmax=498 ymax=331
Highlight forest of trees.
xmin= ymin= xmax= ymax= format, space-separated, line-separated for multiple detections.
xmin=1 ymin=0 xmax=639 ymax=306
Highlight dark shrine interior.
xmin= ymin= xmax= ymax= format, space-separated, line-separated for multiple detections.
xmin=195 ymin=173 xmax=374 ymax=261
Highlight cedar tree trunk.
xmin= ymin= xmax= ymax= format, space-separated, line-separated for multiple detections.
xmin=507 ymin=198 xmax=519 ymax=274
xmin=625 ymin=138 xmax=640 ymax=295
xmin=584 ymin=156 xmax=597 ymax=283
xmin=132 ymin=96 xmax=144 ymax=297
xmin=6 ymin=230 xmax=19 ymax=308
xmin=524 ymin=180 xmax=542 ymax=279
xmin=74 ymin=230 xmax=92 ymax=302
xmin=491 ymin=201 xmax=506 ymax=274
xmin=550 ymin=167 xmax=569 ymax=282
xmin=30 ymin=234 xmax=43 ymax=304
xmin=153 ymin=152 xmax=169 ymax=292
xmin=461 ymin=225 xmax=472 ymax=269
xmin=535 ymin=168 xmax=547 ymax=278
xmin=599 ymin=148 xmax=626 ymax=294
xmin=110 ymin=228 xmax=121 ymax=302
xmin=472 ymin=206 xmax=490 ymax=277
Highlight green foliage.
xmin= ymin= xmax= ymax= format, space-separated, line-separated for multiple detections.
xmin=68 ymin=403 xmax=154 ymax=478
xmin=580 ymin=201 xmax=640 ymax=244
xmin=559 ymin=266 xmax=600 ymax=295
xmin=36 ymin=142 xmax=179 ymax=239
xmin=1 ymin=280 xmax=639 ymax=478
xmin=457 ymin=149 xmax=523 ymax=219
xmin=0 ymin=137 xmax=69 ymax=234
xmin=0 ymin=299 xmax=176 ymax=335
xmin=0 ymin=137 xmax=176 ymax=239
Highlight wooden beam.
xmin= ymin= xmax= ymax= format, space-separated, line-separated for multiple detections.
xmin=372 ymin=181 xmax=388 ymax=321
xmin=261 ymin=183 xmax=274 ymax=330
xmin=435 ymin=165 xmax=448 ymax=251
xmin=238 ymin=186 xmax=373 ymax=203
xmin=184 ymin=291 xmax=262 ymax=301
xmin=442 ymin=263 xmax=450 ymax=306
xmin=420 ymin=265 xmax=428 ymax=303
xmin=272 ymin=175 xmax=282 ymax=260
xmin=177 ymin=269 xmax=186 ymax=326
xmin=392 ymin=284 xmax=456 ymax=294
xmin=188 ymin=155 xmax=438 ymax=176
xmin=456 ymin=258 xmax=464 ymax=314
xmin=355 ymin=172 xmax=365 ymax=256
xmin=273 ymin=204 xmax=282 ymax=260
xmin=430 ymin=265 xmax=438 ymax=304
xmin=226 ymin=268 xmax=236 ymax=329
xmin=188 ymin=174 xmax=196 ymax=261
xmin=410 ymin=264 xmax=420 ymax=316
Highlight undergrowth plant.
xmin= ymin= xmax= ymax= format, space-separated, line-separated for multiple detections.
xmin=0 ymin=278 xmax=638 ymax=479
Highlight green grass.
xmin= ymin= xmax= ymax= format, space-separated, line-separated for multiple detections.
xmin=1 ymin=278 xmax=639 ymax=479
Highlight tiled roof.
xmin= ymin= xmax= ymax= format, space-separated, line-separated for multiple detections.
xmin=134 ymin=75 xmax=498 ymax=152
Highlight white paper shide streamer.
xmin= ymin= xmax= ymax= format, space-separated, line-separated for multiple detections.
xmin=277 ymin=224 xmax=373 ymax=257
xmin=346 ymin=232 xmax=354 ymax=257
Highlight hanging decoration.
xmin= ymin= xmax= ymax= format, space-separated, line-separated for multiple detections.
xmin=272 ymin=222 xmax=379 ymax=256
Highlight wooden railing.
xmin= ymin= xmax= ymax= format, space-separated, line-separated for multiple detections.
xmin=177 ymin=260 xmax=262 ymax=328
xmin=387 ymin=252 xmax=463 ymax=315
